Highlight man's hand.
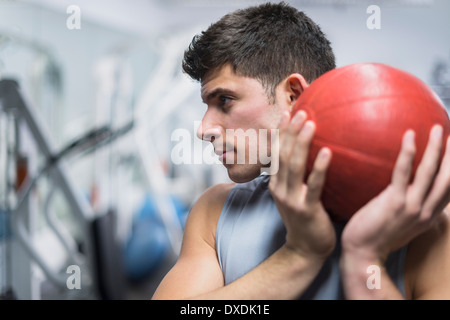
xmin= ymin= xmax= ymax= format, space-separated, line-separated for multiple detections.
xmin=340 ymin=125 xmax=450 ymax=299
xmin=342 ymin=125 xmax=449 ymax=259
xmin=269 ymin=110 xmax=335 ymax=262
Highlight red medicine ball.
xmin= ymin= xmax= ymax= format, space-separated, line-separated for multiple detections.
xmin=292 ymin=62 xmax=450 ymax=223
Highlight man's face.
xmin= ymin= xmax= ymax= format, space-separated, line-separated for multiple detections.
xmin=199 ymin=64 xmax=288 ymax=183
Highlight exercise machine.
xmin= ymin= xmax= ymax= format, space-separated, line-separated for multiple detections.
xmin=0 ymin=79 xmax=131 ymax=299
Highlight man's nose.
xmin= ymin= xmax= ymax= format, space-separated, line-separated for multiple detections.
xmin=196 ymin=110 xmax=222 ymax=142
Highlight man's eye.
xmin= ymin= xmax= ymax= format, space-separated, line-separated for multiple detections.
xmin=219 ymin=96 xmax=232 ymax=107
xmin=219 ymin=96 xmax=231 ymax=105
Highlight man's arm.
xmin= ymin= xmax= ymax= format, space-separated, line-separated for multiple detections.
xmin=151 ymin=182 xmax=327 ymax=300
xmin=151 ymin=183 xmax=230 ymax=299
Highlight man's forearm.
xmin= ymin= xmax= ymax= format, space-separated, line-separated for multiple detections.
xmin=191 ymin=245 xmax=324 ymax=300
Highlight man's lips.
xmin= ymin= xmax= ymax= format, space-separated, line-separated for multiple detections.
xmin=214 ymin=150 xmax=226 ymax=156
xmin=214 ymin=146 xmax=233 ymax=156
xmin=214 ymin=148 xmax=234 ymax=162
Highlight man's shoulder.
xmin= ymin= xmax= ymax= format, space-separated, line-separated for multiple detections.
xmin=407 ymin=210 xmax=450 ymax=260
xmin=199 ymin=174 xmax=270 ymax=204
xmin=184 ymin=182 xmax=236 ymax=250
xmin=405 ymin=210 xmax=450 ymax=299
xmin=201 ymin=182 xmax=236 ymax=203
xmin=189 ymin=182 xmax=235 ymax=221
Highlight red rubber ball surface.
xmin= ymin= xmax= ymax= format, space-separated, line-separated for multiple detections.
xmin=292 ymin=63 xmax=450 ymax=223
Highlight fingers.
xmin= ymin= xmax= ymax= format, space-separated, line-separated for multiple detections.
xmin=409 ymin=125 xmax=443 ymax=202
xmin=272 ymin=111 xmax=302 ymax=194
xmin=287 ymin=120 xmax=315 ymax=195
xmin=306 ymin=147 xmax=332 ymax=205
xmin=273 ymin=110 xmax=308 ymax=193
xmin=270 ymin=109 xmax=331 ymax=206
xmin=421 ymin=134 xmax=450 ymax=220
xmin=391 ymin=130 xmax=416 ymax=192
xmin=390 ymin=125 xmax=449 ymax=225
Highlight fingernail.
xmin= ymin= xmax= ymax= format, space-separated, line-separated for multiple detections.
xmin=302 ymin=120 xmax=315 ymax=133
xmin=319 ymin=147 xmax=331 ymax=160
xmin=432 ymin=125 xmax=443 ymax=140
xmin=292 ymin=110 xmax=306 ymax=124
xmin=404 ymin=130 xmax=415 ymax=146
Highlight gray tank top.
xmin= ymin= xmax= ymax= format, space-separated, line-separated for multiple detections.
xmin=216 ymin=174 xmax=407 ymax=299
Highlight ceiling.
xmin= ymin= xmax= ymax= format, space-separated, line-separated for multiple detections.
xmin=23 ymin=0 xmax=436 ymax=37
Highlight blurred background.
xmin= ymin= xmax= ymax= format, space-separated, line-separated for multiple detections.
xmin=0 ymin=0 xmax=449 ymax=300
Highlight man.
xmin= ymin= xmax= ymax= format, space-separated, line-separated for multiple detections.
xmin=152 ymin=2 xmax=450 ymax=299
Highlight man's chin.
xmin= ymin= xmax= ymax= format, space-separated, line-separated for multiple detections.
xmin=225 ymin=164 xmax=261 ymax=183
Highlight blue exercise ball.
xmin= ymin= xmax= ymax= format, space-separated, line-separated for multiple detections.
xmin=123 ymin=218 xmax=169 ymax=282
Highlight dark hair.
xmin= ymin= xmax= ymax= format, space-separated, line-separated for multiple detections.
xmin=182 ymin=2 xmax=336 ymax=99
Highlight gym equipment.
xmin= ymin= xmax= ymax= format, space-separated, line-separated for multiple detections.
xmin=122 ymin=194 xmax=188 ymax=282
xmin=292 ymin=62 xmax=450 ymax=222
xmin=0 ymin=79 xmax=131 ymax=299
xmin=123 ymin=216 xmax=169 ymax=282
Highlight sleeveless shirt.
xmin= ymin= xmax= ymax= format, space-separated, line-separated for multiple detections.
xmin=216 ymin=174 xmax=407 ymax=299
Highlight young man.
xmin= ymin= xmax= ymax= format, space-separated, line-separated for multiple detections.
xmin=152 ymin=2 xmax=450 ymax=299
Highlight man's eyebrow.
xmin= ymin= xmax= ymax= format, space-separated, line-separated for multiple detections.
xmin=201 ymin=88 xmax=236 ymax=103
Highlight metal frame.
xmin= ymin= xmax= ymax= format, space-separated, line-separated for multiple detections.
xmin=0 ymin=79 xmax=98 ymax=298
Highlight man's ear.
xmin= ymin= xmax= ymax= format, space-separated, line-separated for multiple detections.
xmin=278 ymin=74 xmax=309 ymax=110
